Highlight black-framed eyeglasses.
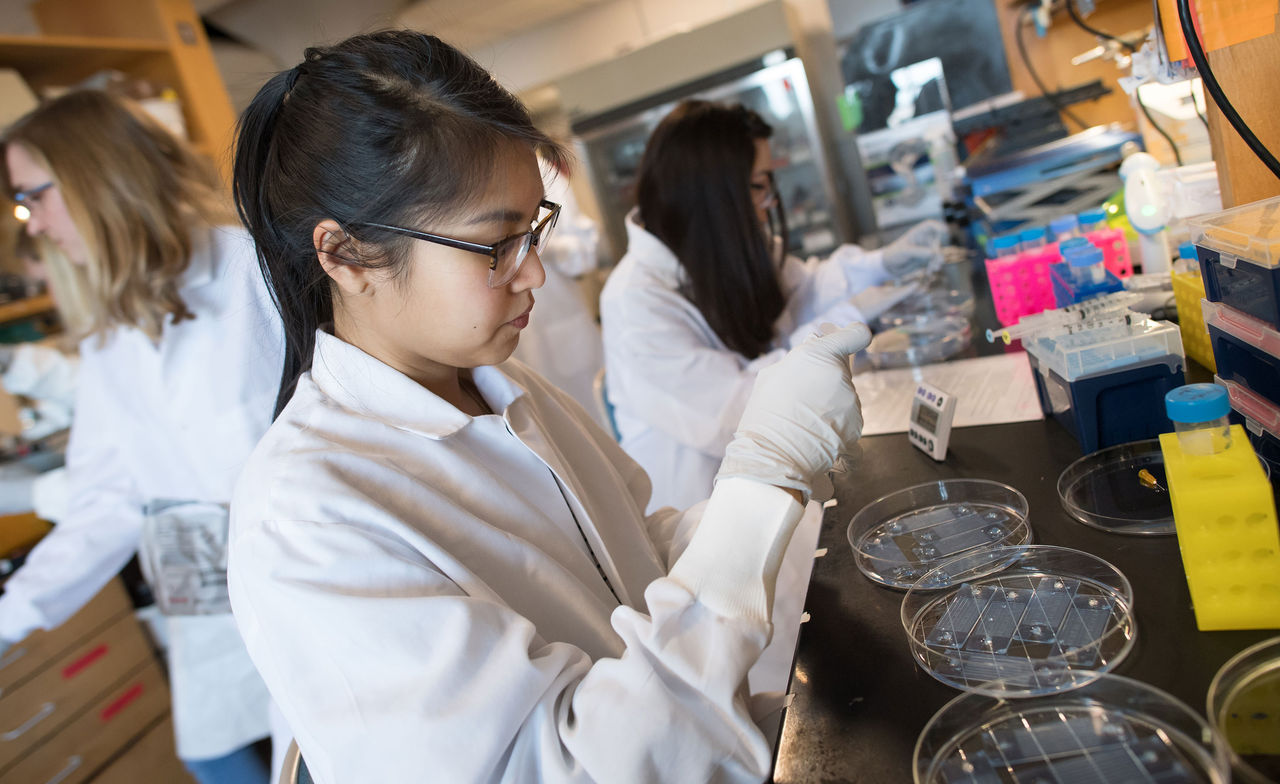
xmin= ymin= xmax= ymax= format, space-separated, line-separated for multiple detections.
xmin=352 ymin=200 xmax=561 ymax=288
xmin=12 ymin=181 xmax=53 ymax=206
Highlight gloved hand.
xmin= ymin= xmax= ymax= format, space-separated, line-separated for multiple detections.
xmin=717 ymin=323 xmax=871 ymax=502
xmin=882 ymin=219 xmax=948 ymax=278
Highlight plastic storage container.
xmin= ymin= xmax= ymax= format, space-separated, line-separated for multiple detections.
xmin=1050 ymin=214 xmax=1080 ymax=242
xmin=985 ymin=246 xmax=1058 ymax=327
xmin=1166 ymin=383 xmax=1233 ymax=455
xmin=900 ymin=546 xmax=1135 ymax=697
xmin=1050 ymin=257 xmax=1126 ymax=308
xmin=1204 ymin=299 xmax=1280 ymax=404
xmin=1078 ymin=208 xmax=1107 ymax=233
xmin=1159 ymin=420 xmax=1280 ymax=630
xmin=990 ymin=233 xmax=1021 ymax=258
xmin=914 ymin=673 xmax=1230 ymax=784
xmin=1025 ymin=315 xmax=1183 ymax=382
xmin=1189 ymin=195 xmax=1280 ymax=330
xmin=1018 ymin=226 xmax=1047 ymax=252
xmin=1172 ymin=260 xmax=1216 ymax=372
xmin=1206 ymin=637 xmax=1280 ymax=784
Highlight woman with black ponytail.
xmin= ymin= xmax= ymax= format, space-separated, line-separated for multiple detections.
xmin=228 ymin=30 xmax=873 ymax=783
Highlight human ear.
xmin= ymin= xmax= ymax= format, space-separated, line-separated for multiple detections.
xmin=314 ymin=219 xmax=374 ymax=296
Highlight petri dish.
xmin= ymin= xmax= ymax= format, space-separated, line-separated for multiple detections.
xmin=866 ymin=316 xmax=973 ymax=369
xmin=914 ymin=672 xmax=1230 ymax=783
xmin=1206 ymin=636 xmax=1280 ymax=784
xmin=1057 ymin=440 xmax=1176 ymax=535
xmin=874 ymin=288 xmax=976 ymax=331
xmin=847 ymin=479 xmax=1030 ymax=590
xmin=901 ymin=545 xmax=1136 ymax=697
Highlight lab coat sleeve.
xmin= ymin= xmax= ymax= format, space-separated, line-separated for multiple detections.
xmin=228 ymin=479 xmax=803 ymax=784
xmin=0 ymin=348 xmax=141 ymax=643
xmin=777 ymin=245 xmax=889 ymax=337
xmin=1 ymin=343 xmax=79 ymax=409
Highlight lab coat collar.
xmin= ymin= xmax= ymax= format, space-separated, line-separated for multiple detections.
xmin=308 ymin=329 xmax=527 ymax=439
xmin=624 ymin=209 xmax=686 ymax=289
xmin=180 ymin=224 xmax=221 ymax=290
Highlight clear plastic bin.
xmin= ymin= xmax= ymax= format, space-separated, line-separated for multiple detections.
xmin=1190 ymin=195 xmax=1280 ymax=329
xmin=1025 ymin=316 xmax=1183 ymax=382
xmin=901 ymin=545 xmax=1136 ymax=697
xmin=1204 ymin=299 xmax=1280 ymax=404
xmin=914 ymin=673 xmax=1230 ymax=784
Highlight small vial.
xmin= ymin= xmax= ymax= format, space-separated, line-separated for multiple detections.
xmin=1078 ymin=208 xmax=1107 ymax=235
xmin=1065 ymin=244 xmax=1107 ymax=285
xmin=991 ymin=234 xmax=1021 ymax=258
xmin=1175 ymin=241 xmax=1198 ymax=275
xmin=1050 ymin=214 xmax=1080 ymax=243
xmin=1165 ymin=384 xmax=1233 ymax=456
xmin=1019 ymin=226 xmax=1047 ymax=252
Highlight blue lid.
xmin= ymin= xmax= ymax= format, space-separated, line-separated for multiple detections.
xmin=1078 ymin=208 xmax=1107 ymax=225
xmin=1178 ymin=242 xmax=1198 ymax=261
xmin=1058 ymin=237 xmax=1091 ymax=252
xmin=992 ymin=234 xmax=1021 ymax=250
xmin=1019 ymin=226 xmax=1047 ymax=242
xmin=1165 ymin=383 xmax=1230 ymax=423
xmin=1050 ymin=215 xmax=1080 ymax=234
xmin=1066 ymin=246 xmax=1105 ymax=267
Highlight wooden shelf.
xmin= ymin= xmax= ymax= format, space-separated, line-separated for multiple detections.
xmin=0 ymin=293 xmax=55 ymax=325
xmin=0 ymin=34 xmax=167 ymax=73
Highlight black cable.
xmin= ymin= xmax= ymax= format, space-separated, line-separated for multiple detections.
xmin=1064 ymin=1 xmax=1182 ymax=164
xmin=1017 ymin=5 xmax=1089 ymax=130
xmin=1177 ymin=0 xmax=1280 ymax=179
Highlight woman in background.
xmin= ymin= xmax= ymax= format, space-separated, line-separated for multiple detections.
xmin=600 ymin=100 xmax=946 ymax=511
xmin=0 ymin=91 xmax=283 ymax=784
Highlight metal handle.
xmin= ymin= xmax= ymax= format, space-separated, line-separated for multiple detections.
xmin=0 ymin=645 xmax=26 ymax=671
xmin=43 ymin=755 xmax=81 ymax=784
xmin=2 ymin=701 xmax=55 ymax=741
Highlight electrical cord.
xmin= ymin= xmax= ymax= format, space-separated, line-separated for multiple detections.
xmin=1018 ymin=5 xmax=1089 ymax=130
xmin=1177 ymin=0 xmax=1280 ymax=179
xmin=1065 ymin=0 xmax=1183 ymax=164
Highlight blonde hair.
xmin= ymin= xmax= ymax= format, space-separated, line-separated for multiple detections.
xmin=3 ymin=91 xmax=234 ymax=341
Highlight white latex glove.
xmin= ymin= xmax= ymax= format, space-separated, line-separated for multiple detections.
xmin=716 ymin=323 xmax=871 ymax=503
xmin=883 ymin=219 xmax=948 ymax=278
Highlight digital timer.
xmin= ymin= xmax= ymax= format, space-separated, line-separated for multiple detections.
xmin=908 ymin=381 xmax=957 ymax=460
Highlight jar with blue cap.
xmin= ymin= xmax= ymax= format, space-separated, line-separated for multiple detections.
xmin=1175 ymin=241 xmax=1198 ymax=274
xmin=1050 ymin=214 xmax=1080 ymax=242
xmin=1018 ymin=226 xmax=1047 ymax=252
xmin=991 ymin=233 xmax=1021 ymax=258
xmin=1078 ymin=208 xmax=1107 ymax=234
xmin=1165 ymin=383 xmax=1232 ymax=455
xmin=1065 ymin=243 xmax=1107 ymax=285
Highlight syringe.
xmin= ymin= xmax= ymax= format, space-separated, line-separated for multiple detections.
xmin=1034 ymin=312 xmax=1145 ymax=346
xmin=985 ymin=292 xmax=1143 ymax=344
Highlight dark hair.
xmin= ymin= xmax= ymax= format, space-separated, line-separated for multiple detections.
xmin=233 ymin=30 xmax=566 ymax=416
xmin=635 ymin=101 xmax=787 ymax=359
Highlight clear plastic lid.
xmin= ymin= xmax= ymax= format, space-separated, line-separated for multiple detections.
xmin=915 ymin=672 xmax=1230 ymax=783
xmin=1202 ymin=299 xmax=1280 ymax=359
xmin=1024 ymin=316 xmax=1184 ymax=381
xmin=847 ymin=479 xmax=1031 ymax=590
xmin=865 ymin=316 xmax=972 ymax=369
xmin=1217 ymin=375 xmax=1280 ymax=439
xmin=901 ymin=545 xmax=1135 ymax=697
xmin=1057 ymin=439 xmax=1176 ymax=536
xmin=1188 ymin=195 xmax=1280 ymax=269
xmin=1206 ymin=636 xmax=1280 ymax=784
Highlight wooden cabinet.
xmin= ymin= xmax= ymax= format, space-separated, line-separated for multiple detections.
xmin=0 ymin=578 xmax=192 ymax=782
xmin=0 ymin=0 xmax=238 ymax=178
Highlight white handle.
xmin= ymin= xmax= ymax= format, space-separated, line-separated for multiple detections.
xmin=43 ymin=755 xmax=81 ymax=784
xmin=2 ymin=701 xmax=55 ymax=741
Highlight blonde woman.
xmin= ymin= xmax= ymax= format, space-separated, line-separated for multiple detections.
xmin=0 ymin=91 xmax=283 ymax=784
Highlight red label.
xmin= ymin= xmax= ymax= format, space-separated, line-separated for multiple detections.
xmin=61 ymin=645 xmax=108 ymax=679
xmin=100 ymin=684 xmax=144 ymax=722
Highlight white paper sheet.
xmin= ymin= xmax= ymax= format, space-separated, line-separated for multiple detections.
xmin=855 ymin=351 xmax=1044 ymax=436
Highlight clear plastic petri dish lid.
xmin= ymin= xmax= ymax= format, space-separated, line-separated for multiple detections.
xmin=1057 ymin=439 xmax=1176 ymax=535
xmin=866 ymin=316 xmax=972 ymax=369
xmin=874 ymin=288 xmax=977 ymax=331
xmin=1206 ymin=636 xmax=1280 ymax=784
xmin=914 ymin=672 xmax=1231 ymax=784
xmin=847 ymin=479 xmax=1031 ymax=590
xmin=901 ymin=545 xmax=1136 ymax=697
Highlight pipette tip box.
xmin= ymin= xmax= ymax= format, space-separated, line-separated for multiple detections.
xmin=1204 ymin=299 xmax=1280 ymax=406
xmin=1190 ymin=195 xmax=1280 ymax=331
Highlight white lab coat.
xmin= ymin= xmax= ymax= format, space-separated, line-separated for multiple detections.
xmin=600 ymin=214 xmax=887 ymax=512
xmin=0 ymin=225 xmax=283 ymax=761
xmin=228 ymin=329 xmax=813 ymax=784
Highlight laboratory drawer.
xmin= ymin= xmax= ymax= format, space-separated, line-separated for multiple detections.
xmin=1 ymin=660 xmax=169 ymax=784
xmin=1029 ymin=352 xmax=1183 ymax=454
xmin=91 ymin=716 xmax=194 ymax=784
xmin=1190 ymin=195 xmax=1280 ymax=330
xmin=0 ymin=579 xmax=134 ymax=697
xmin=1205 ymin=300 xmax=1280 ymax=406
xmin=0 ymin=611 xmax=153 ymax=770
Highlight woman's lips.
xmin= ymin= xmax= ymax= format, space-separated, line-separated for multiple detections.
xmin=508 ymin=303 xmax=533 ymax=329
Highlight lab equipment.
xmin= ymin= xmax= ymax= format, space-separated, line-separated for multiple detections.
xmin=1051 ymin=247 xmax=1126 ymax=307
xmin=1218 ymin=375 xmax=1280 ymax=473
xmin=846 ymin=479 xmax=1030 ymax=590
xmin=1120 ymin=151 xmax=1174 ymax=275
xmin=1066 ymin=244 xmax=1108 ymax=285
xmin=1172 ymin=244 xmax=1216 ymax=371
xmin=1206 ymin=637 xmax=1280 ymax=784
xmin=900 ymin=545 xmax=1136 ymax=697
xmin=865 ymin=317 xmax=972 ymax=369
xmin=1018 ymin=226 xmax=1047 ymax=252
xmin=908 ymin=382 xmax=957 ymax=460
xmin=990 ymin=234 xmax=1021 ymax=258
xmin=1078 ymin=208 xmax=1107 ymax=233
xmin=1189 ymin=195 xmax=1280 ymax=330
xmin=914 ymin=673 xmax=1230 ymax=784
xmin=1204 ymin=300 xmax=1280 ymax=402
xmin=1165 ymin=383 xmax=1232 ymax=455
xmin=985 ymin=244 xmax=1057 ymax=327
xmin=1160 ymin=390 xmax=1280 ymax=629
xmin=985 ymin=291 xmax=1141 ymax=344
xmin=1056 ymin=439 xmax=1178 ymax=535
xmin=1050 ymin=214 xmax=1081 ymax=242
